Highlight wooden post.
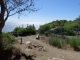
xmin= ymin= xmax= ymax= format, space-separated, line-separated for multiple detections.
xmin=17 ymin=31 xmax=18 ymax=37
xmin=21 ymin=38 xmax=22 ymax=44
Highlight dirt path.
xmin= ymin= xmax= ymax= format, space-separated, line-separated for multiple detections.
xmin=15 ymin=35 xmax=80 ymax=60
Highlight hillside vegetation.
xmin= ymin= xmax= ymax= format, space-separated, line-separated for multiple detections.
xmin=38 ymin=17 xmax=80 ymax=36
xmin=38 ymin=16 xmax=80 ymax=51
xmin=12 ymin=24 xmax=36 ymax=36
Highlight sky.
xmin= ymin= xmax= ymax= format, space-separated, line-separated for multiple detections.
xmin=4 ymin=0 xmax=80 ymax=31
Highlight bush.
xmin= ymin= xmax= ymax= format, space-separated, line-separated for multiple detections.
xmin=69 ymin=37 xmax=80 ymax=51
xmin=38 ymin=24 xmax=50 ymax=34
xmin=1 ymin=32 xmax=16 ymax=50
xmin=49 ymin=36 xmax=80 ymax=51
xmin=44 ymin=31 xmax=48 ymax=36
xmin=63 ymin=29 xmax=76 ymax=36
xmin=13 ymin=25 xmax=36 ymax=36
xmin=52 ymin=27 xmax=62 ymax=35
xmin=49 ymin=37 xmax=65 ymax=48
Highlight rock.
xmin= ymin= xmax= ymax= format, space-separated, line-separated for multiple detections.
xmin=43 ymin=47 xmax=46 ymax=52
xmin=25 ymin=49 xmax=31 ymax=51
xmin=36 ymin=47 xmax=39 ymax=50
xmin=25 ymin=41 xmax=46 ymax=52
xmin=26 ymin=41 xmax=31 ymax=45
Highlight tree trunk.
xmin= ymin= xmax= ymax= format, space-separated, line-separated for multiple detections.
xmin=0 ymin=0 xmax=5 ymax=39
xmin=0 ymin=18 xmax=5 ymax=49
xmin=0 ymin=18 xmax=5 ymax=40
xmin=0 ymin=0 xmax=6 ymax=50
xmin=0 ymin=29 xmax=2 ymax=39
xmin=0 ymin=28 xmax=3 ymax=49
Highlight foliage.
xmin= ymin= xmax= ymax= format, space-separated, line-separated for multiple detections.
xmin=74 ymin=16 xmax=80 ymax=23
xmin=49 ymin=36 xmax=65 ymax=48
xmin=49 ymin=20 xmax=67 ymax=28
xmin=63 ymin=29 xmax=76 ymax=36
xmin=44 ymin=31 xmax=48 ymax=36
xmin=68 ymin=37 xmax=80 ymax=51
xmin=0 ymin=0 xmax=37 ymax=38
xmin=38 ymin=20 xmax=77 ymax=36
xmin=52 ymin=27 xmax=62 ymax=35
xmin=1 ymin=32 xmax=16 ymax=49
xmin=49 ymin=36 xmax=80 ymax=51
xmin=64 ymin=21 xmax=78 ymax=31
xmin=39 ymin=24 xmax=50 ymax=34
xmin=0 ymin=0 xmax=37 ymax=21
xmin=13 ymin=24 xmax=36 ymax=36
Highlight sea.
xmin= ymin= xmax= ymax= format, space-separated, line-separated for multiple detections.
xmin=2 ymin=22 xmax=39 ymax=32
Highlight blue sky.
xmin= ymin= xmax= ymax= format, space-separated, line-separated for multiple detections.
xmin=6 ymin=0 xmax=80 ymax=29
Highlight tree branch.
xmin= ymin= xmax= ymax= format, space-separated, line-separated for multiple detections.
xmin=1 ymin=0 xmax=38 ymax=22
xmin=9 ymin=2 xmax=37 ymax=16
xmin=4 ymin=9 xmax=9 ymax=22
xmin=4 ymin=1 xmax=9 ymax=22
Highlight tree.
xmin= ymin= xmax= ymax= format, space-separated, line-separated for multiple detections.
xmin=74 ymin=16 xmax=80 ymax=37
xmin=0 ymin=0 xmax=37 ymax=38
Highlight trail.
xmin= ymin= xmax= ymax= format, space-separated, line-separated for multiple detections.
xmin=14 ymin=35 xmax=80 ymax=60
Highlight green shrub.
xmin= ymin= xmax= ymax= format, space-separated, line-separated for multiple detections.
xmin=49 ymin=37 xmax=65 ymax=48
xmin=49 ymin=36 xmax=80 ymax=51
xmin=38 ymin=24 xmax=50 ymax=34
xmin=13 ymin=25 xmax=36 ymax=36
xmin=69 ymin=37 xmax=80 ymax=50
xmin=51 ymin=27 xmax=62 ymax=35
xmin=1 ymin=32 xmax=16 ymax=50
xmin=44 ymin=31 xmax=48 ymax=36
xmin=63 ymin=29 xmax=76 ymax=36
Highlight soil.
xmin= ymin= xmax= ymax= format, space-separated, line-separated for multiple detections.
xmin=14 ymin=35 xmax=80 ymax=60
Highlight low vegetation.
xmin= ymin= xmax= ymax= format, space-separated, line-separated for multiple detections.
xmin=0 ymin=32 xmax=35 ymax=60
xmin=13 ymin=24 xmax=36 ymax=36
xmin=38 ymin=17 xmax=80 ymax=36
xmin=49 ymin=36 xmax=80 ymax=51
xmin=49 ymin=36 xmax=66 ymax=48
xmin=0 ymin=32 xmax=17 ymax=59
xmin=38 ymin=17 xmax=80 ymax=51
xmin=0 ymin=32 xmax=16 ymax=50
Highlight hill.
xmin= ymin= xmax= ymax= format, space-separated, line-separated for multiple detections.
xmin=38 ymin=19 xmax=80 ymax=36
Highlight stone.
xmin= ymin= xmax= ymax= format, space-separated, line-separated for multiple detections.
xmin=26 ymin=41 xmax=31 ymax=45
xmin=25 ymin=49 xmax=31 ymax=51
